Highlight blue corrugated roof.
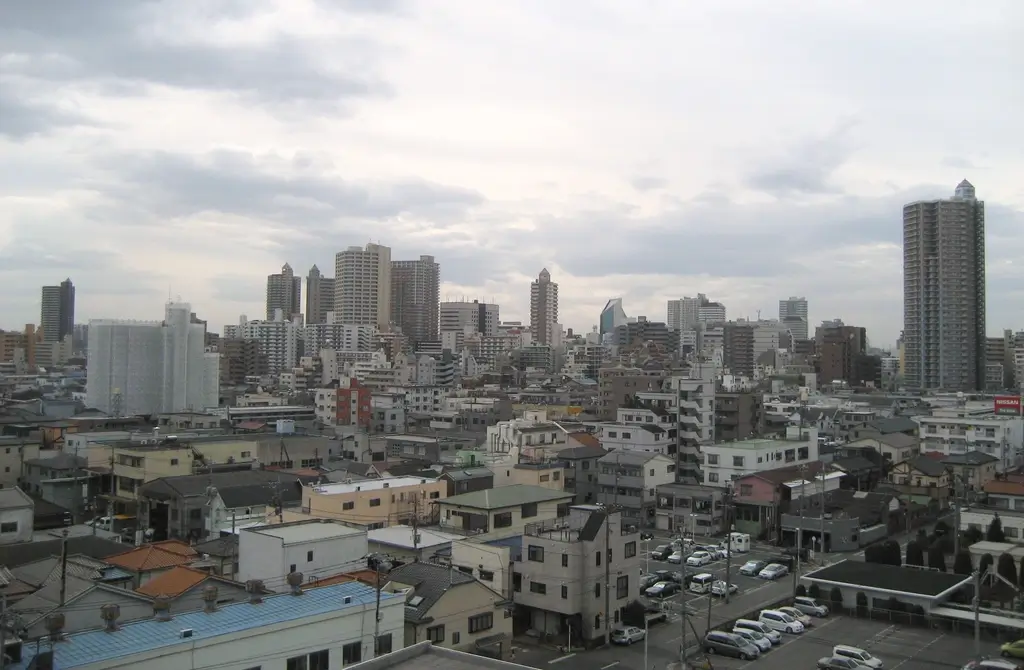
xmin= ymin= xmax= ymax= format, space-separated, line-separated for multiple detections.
xmin=14 ymin=581 xmax=399 ymax=669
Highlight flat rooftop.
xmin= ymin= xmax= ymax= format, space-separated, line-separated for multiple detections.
xmin=369 ymin=526 xmax=461 ymax=549
xmin=248 ymin=520 xmax=365 ymax=543
xmin=311 ymin=476 xmax=439 ymax=495
xmin=348 ymin=640 xmax=534 ymax=669
xmin=803 ymin=559 xmax=971 ymax=597
xmin=709 ymin=438 xmax=804 ymax=451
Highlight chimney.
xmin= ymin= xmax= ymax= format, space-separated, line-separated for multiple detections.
xmin=44 ymin=613 xmax=65 ymax=642
xmin=153 ymin=595 xmax=172 ymax=622
xmin=287 ymin=571 xmax=304 ymax=596
xmin=202 ymin=585 xmax=219 ymax=613
xmin=246 ymin=579 xmax=265 ymax=604
xmin=100 ymin=603 xmax=121 ymax=632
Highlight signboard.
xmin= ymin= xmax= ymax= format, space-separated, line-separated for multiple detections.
xmin=994 ymin=396 xmax=1022 ymax=416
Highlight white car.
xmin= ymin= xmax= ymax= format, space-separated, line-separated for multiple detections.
xmin=778 ymin=606 xmax=813 ymax=627
xmin=711 ymin=581 xmax=738 ymax=597
xmin=758 ymin=563 xmax=789 ymax=580
xmin=667 ymin=550 xmax=686 ymax=564
xmin=758 ymin=609 xmax=805 ymax=634
xmin=832 ymin=645 xmax=884 ymax=669
xmin=611 ymin=626 xmax=646 ymax=645
xmin=686 ymin=551 xmax=713 ymax=567
xmin=732 ymin=627 xmax=773 ymax=652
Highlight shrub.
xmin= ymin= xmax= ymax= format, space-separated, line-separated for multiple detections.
xmin=796 ymin=584 xmax=807 ymax=597
xmin=934 ymin=519 xmax=951 ymax=535
xmin=987 ymin=516 xmax=1006 ymax=543
xmin=980 ymin=553 xmax=995 ymax=576
xmin=953 ymin=551 xmax=973 ymax=576
xmin=808 ymin=583 xmax=821 ymax=599
xmin=963 ymin=526 xmax=983 ymax=547
xmin=855 ymin=591 xmax=868 ymax=618
xmin=830 ymin=586 xmax=844 ymax=611
xmin=927 ymin=545 xmax=947 ymax=572
xmin=905 ymin=540 xmax=924 ymax=567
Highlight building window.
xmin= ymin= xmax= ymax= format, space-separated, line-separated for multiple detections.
xmin=452 ymin=631 xmax=461 ymax=644
xmin=739 ymin=484 xmax=753 ymax=496
xmin=309 ymin=650 xmax=329 ymax=670
xmin=528 ymin=545 xmax=545 ymax=562
xmin=522 ymin=503 xmax=538 ymax=518
xmin=369 ymin=498 xmax=381 ymax=507
xmin=540 ymin=474 xmax=550 ymax=482
xmin=553 ymin=471 xmax=560 ymax=480
xmin=595 ymin=582 xmax=601 ymax=598
xmin=707 ymin=454 xmax=719 ymax=465
xmin=241 ymin=451 xmax=251 ymax=458
xmin=561 ymin=553 xmax=568 ymax=567
xmin=479 ymin=570 xmax=494 ymax=581
xmin=307 ymin=550 xmax=314 ymax=562
xmin=622 ymin=432 xmax=631 ymax=439
xmin=341 ymin=642 xmax=362 ymax=665
xmin=608 ymin=431 xmax=617 ymax=438
xmin=530 ymin=581 xmax=547 ymax=594
xmin=289 ymin=564 xmax=296 ymax=573
xmin=494 ymin=512 xmax=513 ymax=528
xmin=469 ymin=612 xmax=493 ymax=633
xmin=708 ymin=473 xmax=719 ymax=483
xmin=617 ymin=575 xmax=629 ymax=599
xmin=596 ymin=551 xmax=601 ymax=566
xmin=513 ymin=573 xmax=522 ymax=592
xmin=343 ymin=501 xmax=355 ymax=510
xmin=427 ymin=625 xmax=445 ymax=643
xmin=798 ymin=447 xmax=809 ymax=460
xmin=286 ymin=655 xmax=307 ymax=670
xmin=430 ymin=491 xmax=440 ymax=499
xmin=561 ymin=585 xmax=568 ymax=599
xmin=0 ymin=522 xmax=17 ymax=534
xmin=375 ymin=633 xmax=392 ymax=656
xmin=732 ymin=456 xmax=744 ymax=467
xmin=625 ymin=541 xmax=636 ymax=558
xmin=170 ymin=458 xmax=179 ymax=466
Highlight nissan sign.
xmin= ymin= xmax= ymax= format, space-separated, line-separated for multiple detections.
xmin=994 ymin=396 xmax=1022 ymax=416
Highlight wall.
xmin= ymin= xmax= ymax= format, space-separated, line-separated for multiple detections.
xmin=408 ymin=583 xmax=512 ymax=654
xmin=304 ymin=480 xmax=448 ymax=529
xmin=237 ymin=528 xmax=369 ymax=584
xmin=450 ymin=540 xmax=512 ymax=598
xmin=0 ymin=442 xmax=40 ymax=487
xmin=0 ymin=504 xmax=34 ymax=545
xmin=439 ymin=497 xmax=571 ymax=539
xmin=491 ymin=464 xmax=565 ymax=491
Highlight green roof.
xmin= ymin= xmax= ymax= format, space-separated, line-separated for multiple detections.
xmin=440 ymin=484 xmax=574 ymax=510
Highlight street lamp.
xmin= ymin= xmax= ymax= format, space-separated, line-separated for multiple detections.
xmin=689 ymin=513 xmax=697 ymax=540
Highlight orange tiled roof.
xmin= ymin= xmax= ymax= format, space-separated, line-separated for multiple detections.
xmin=984 ymin=480 xmax=1024 ymax=496
xmin=135 ymin=566 xmax=209 ymax=598
xmin=105 ymin=543 xmax=197 ymax=572
xmin=569 ymin=432 xmax=601 ymax=448
xmin=308 ymin=569 xmax=379 ymax=589
xmin=151 ymin=540 xmax=199 ymax=557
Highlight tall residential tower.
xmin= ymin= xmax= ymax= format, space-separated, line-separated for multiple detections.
xmin=335 ymin=243 xmax=392 ymax=330
xmin=266 ymin=263 xmax=301 ymax=321
xmin=778 ymin=296 xmax=809 ymax=341
xmin=40 ymin=278 xmax=75 ymax=342
xmin=391 ymin=255 xmax=440 ymax=348
xmin=530 ymin=268 xmax=559 ymax=345
xmin=305 ymin=265 xmax=335 ymax=325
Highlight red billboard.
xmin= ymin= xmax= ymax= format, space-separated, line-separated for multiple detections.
xmin=994 ymin=396 xmax=1022 ymax=416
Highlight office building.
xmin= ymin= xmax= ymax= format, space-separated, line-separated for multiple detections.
xmin=529 ymin=268 xmax=558 ymax=345
xmin=778 ymin=296 xmax=809 ymax=340
xmin=40 ymin=278 xmax=75 ymax=343
xmin=335 ymin=243 xmax=392 ymax=330
xmin=599 ymin=298 xmax=628 ymax=336
xmin=266 ymin=263 xmax=301 ymax=322
xmin=439 ymin=300 xmax=500 ymax=336
xmin=667 ymin=295 xmax=702 ymax=331
xmin=698 ymin=297 xmax=726 ymax=325
xmin=819 ymin=324 xmax=868 ymax=386
xmin=903 ymin=180 xmax=986 ymax=391
xmin=305 ymin=264 xmax=335 ymax=325
xmin=391 ymin=254 xmax=440 ymax=347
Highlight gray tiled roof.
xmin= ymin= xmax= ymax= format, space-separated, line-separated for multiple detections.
xmin=23 ymin=453 xmax=87 ymax=470
xmin=556 ymin=445 xmax=607 ymax=460
xmin=386 ymin=562 xmax=476 ymax=623
xmin=597 ymin=450 xmax=662 ymax=465
xmin=907 ymin=455 xmax=947 ymax=477
xmin=943 ymin=451 xmax=999 ymax=466
xmin=440 ymin=484 xmax=573 ymax=510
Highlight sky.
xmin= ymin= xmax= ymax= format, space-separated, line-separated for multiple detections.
xmin=1 ymin=0 xmax=1022 ymax=349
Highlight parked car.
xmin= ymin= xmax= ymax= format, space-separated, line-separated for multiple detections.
xmin=611 ymin=626 xmax=646 ymax=645
xmin=686 ymin=551 xmax=713 ymax=567
xmin=703 ymin=631 xmax=760 ymax=660
xmin=652 ymin=544 xmax=673 ymax=561
xmin=1000 ymin=639 xmax=1024 ymax=659
xmin=962 ymin=659 xmax=1024 ymax=670
xmin=731 ymin=627 xmax=772 ymax=652
xmin=711 ymin=581 xmax=738 ymax=597
xmin=778 ymin=606 xmax=813 ymax=627
xmin=639 ymin=573 xmax=660 ymax=590
xmin=818 ymin=657 xmax=874 ymax=670
xmin=832 ymin=646 xmax=883 ymax=669
xmin=758 ymin=563 xmax=789 ymax=580
xmin=645 ymin=607 xmax=669 ymax=625
xmin=757 ymin=609 xmax=805 ymax=634
xmin=667 ymin=550 xmax=687 ymax=564
xmin=793 ymin=596 xmax=830 ymax=617
xmin=734 ymin=619 xmax=782 ymax=645
xmin=702 ymin=545 xmax=727 ymax=560
xmin=645 ymin=581 xmax=679 ymax=597
xmin=640 ymin=532 xmax=654 ymax=540
xmin=655 ymin=570 xmax=684 ymax=584
xmin=740 ymin=559 xmax=767 ymax=576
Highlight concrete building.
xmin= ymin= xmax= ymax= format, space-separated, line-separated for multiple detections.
xmin=217 ymin=338 xmax=268 ymax=385
xmin=667 ymin=295 xmax=702 ymax=331
xmin=10 ymin=579 xmax=405 ymax=670
xmin=440 ymin=301 xmax=500 ymax=337
xmin=40 ymin=277 xmax=75 ymax=343
xmin=916 ymin=404 xmax=1023 ymax=472
xmin=437 ymin=485 xmax=573 ymax=538
xmin=903 ymin=180 xmax=987 ymax=391
xmin=87 ymin=302 xmax=219 ymax=416
xmin=304 ymin=476 xmax=447 ymax=530
xmin=266 ymin=262 xmax=302 ymax=321
xmin=698 ymin=297 xmax=726 ymax=325
xmin=654 ymin=483 xmax=725 ymax=535
xmin=512 ymin=505 xmax=641 ymax=644
xmin=223 ymin=311 xmax=301 ymax=375
xmin=702 ymin=426 xmax=819 ymax=488
xmin=671 ymin=368 xmax=716 ymax=483
xmin=597 ymin=450 xmax=676 ymax=527
xmin=819 ymin=324 xmax=867 ymax=386
xmin=714 ymin=391 xmax=763 ymax=442
xmin=305 ymin=264 xmax=335 ymax=325
xmin=597 ymin=366 xmax=667 ymax=421
xmin=557 ymin=437 xmax=607 ymax=505
xmin=0 ymin=487 xmax=34 ymax=545
xmin=529 ymin=268 xmax=558 ymax=346
xmin=391 ymin=255 xmax=440 ymax=347
xmin=599 ymin=298 xmax=628 ymax=338
xmin=723 ymin=322 xmax=755 ymax=376
xmin=237 ymin=519 xmax=368 ymax=584
xmin=778 ymin=296 xmax=808 ymax=340
xmin=336 ymin=243 xmax=393 ymax=330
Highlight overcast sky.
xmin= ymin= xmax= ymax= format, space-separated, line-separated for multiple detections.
xmin=1 ymin=0 xmax=1021 ymax=348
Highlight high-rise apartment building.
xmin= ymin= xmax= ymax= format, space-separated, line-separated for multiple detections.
xmin=698 ymin=297 xmax=726 ymax=325
xmin=903 ymin=180 xmax=986 ymax=391
xmin=529 ymin=268 xmax=558 ymax=345
xmin=667 ymin=295 xmax=702 ymax=331
xmin=40 ymin=278 xmax=75 ymax=343
xmin=390 ymin=255 xmax=440 ymax=347
xmin=440 ymin=300 xmax=499 ymax=336
xmin=335 ymin=243 xmax=392 ymax=330
xmin=305 ymin=265 xmax=335 ymax=325
xmin=266 ymin=263 xmax=301 ymax=322
xmin=778 ymin=296 xmax=809 ymax=340
xmin=223 ymin=311 xmax=301 ymax=374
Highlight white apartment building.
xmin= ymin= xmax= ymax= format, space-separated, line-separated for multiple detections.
xmin=916 ymin=404 xmax=1024 ymax=472
xmin=702 ymin=426 xmax=819 ymax=487
xmin=530 ymin=269 xmax=559 ymax=346
xmin=560 ymin=343 xmax=608 ymax=381
xmin=670 ymin=368 xmax=716 ymax=483
xmin=752 ymin=320 xmax=785 ymax=358
xmin=238 ymin=519 xmax=369 ymax=584
xmin=223 ymin=310 xmax=301 ymax=374
xmin=351 ymin=352 xmax=416 ymax=388
xmin=335 ymin=243 xmax=392 ymax=330
xmin=698 ymin=300 xmax=726 ymax=325
xmin=87 ymin=302 xmax=219 ymax=416
xmin=303 ymin=320 xmax=375 ymax=355
xmin=415 ymin=354 xmax=455 ymax=387
xmin=597 ymin=396 xmax=677 ymax=455
xmin=440 ymin=300 xmax=500 ymax=336
xmin=486 ymin=412 xmax=566 ymax=454
xmin=667 ymin=296 xmax=702 ymax=331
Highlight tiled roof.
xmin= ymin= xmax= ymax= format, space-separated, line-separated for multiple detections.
xmin=193 ymin=534 xmax=238 ymax=557
xmin=440 ymin=484 xmax=573 ymax=510
xmin=866 ymin=417 xmax=919 ymax=435
xmin=984 ymin=480 xmax=1024 ymax=496
xmin=831 ymin=456 xmax=876 ymax=473
xmin=557 ymin=444 xmax=607 ymax=459
xmin=219 ymin=483 xmax=301 ymax=509
xmin=875 ymin=433 xmax=918 ymax=449
xmin=736 ymin=461 xmax=829 ymax=486
xmin=944 ymin=451 xmax=999 ymax=466
xmin=904 ymin=455 xmax=947 ymax=478
xmin=598 ymin=450 xmax=661 ymax=465
xmin=135 ymin=566 xmax=209 ymax=598
xmin=308 ymin=569 xmax=379 ymax=589
xmin=443 ymin=468 xmax=494 ymax=482
xmin=104 ymin=542 xmax=197 ymax=572
xmin=387 ymin=562 xmax=477 ymax=623
xmin=566 ymin=432 xmax=601 ymax=449
xmin=0 ymin=535 xmax=127 ymax=568
xmin=23 ymin=453 xmax=87 ymax=470
xmin=13 ymin=581 xmax=401 ymax=670
xmin=804 ymin=559 xmax=970 ymax=597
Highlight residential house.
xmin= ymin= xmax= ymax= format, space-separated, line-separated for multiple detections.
xmin=729 ymin=462 xmax=832 ymax=540
xmin=844 ymin=433 xmax=919 ymax=466
xmin=19 ymin=452 xmax=90 ymax=518
xmin=701 ymin=426 xmax=819 ymax=488
xmin=303 ymin=476 xmax=447 ymax=530
xmin=596 ymin=451 xmax=675 ymax=527
xmin=492 ymin=462 xmax=565 ymax=491
xmin=512 ymin=505 xmax=641 ymax=645
xmin=384 ymin=561 xmax=512 ymax=659
xmin=851 ymin=416 xmax=919 ymax=441
xmin=135 ymin=565 xmax=251 ymax=609
xmin=943 ymin=451 xmax=999 ymax=492
xmin=916 ymin=405 xmax=1024 ymax=472
xmin=654 ymin=483 xmax=725 ymax=535
xmin=0 ymin=487 xmax=34 ymax=545
xmin=10 ymin=575 xmax=153 ymax=638
xmin=449 ymin=537 xmax=518 ymax=599
xmin=0 ymin=436 xmax=42 ymax=488
xmin=831 ymin=456 xmax=880 ymax=492
xmin=0 ymin=534 xmax=127 ymax=572
xmin=959 ymin=480 xmax=1024 ymax=542
xmin=205 ymin=480 xmax=306 ymax=537
xmin=441 ymin=468 xmax=495 ymax=497
xmin=437 ymin=485 xmax=574 ymax=539
xmin=103 ymin=540 xmax=198 ymax=587
xmin=780 ymin=490 xmax=900 ymax=551
xmin=887 ymin=456 xmax=951 ymax=504
xmin=238 ymin=519 xmax=369 ymax=585
xmin=557 ymin=439 xmax=607 ymax=505
xmin=194 ymin=534 xmax=239 ymax=579
xmin=368 ymin=526 xmax=461 ymax=563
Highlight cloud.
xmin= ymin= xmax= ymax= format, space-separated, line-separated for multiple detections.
xmin=630 ymin=176 xmax=668 ymax=192
xmin=743 ymin=120 xmax=859 ymax=196
xmin=0 ymin=84 xmax=98 ymax=139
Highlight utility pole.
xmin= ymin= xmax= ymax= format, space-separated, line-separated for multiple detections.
xmin=373 ymin=563 xmax=382 ymax=656
xmin=724 ymin=484 xmax=733 ymax=604
xmin=58 ymin=529 xmax=69 ymax=607
xmin=819 ymin=468 xmax=827 ymax=557
xmin=793 ymin=463 xmax=806 ymax=595
xmin=680 ymin=538 xmax=689 ymax=670
xmin=953 ymin=472 xmax=962 ymax=557
xmin=973 ymin=568 xmax=981 ymax=657
xmin=603 ymin=503 xmax=614 ymax=645
xmin=411 ymin=497 xmax=420 ymax=561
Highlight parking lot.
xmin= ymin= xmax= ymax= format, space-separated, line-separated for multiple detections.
xmin=702 ymin=616 xmax=1004 ymax=670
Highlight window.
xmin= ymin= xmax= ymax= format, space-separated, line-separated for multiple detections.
xmin=286 ymin=655 xmax=308 ymax=670
xmin=617 ymin=575 xmax=628 ymax=599
xmin=739 ymin=484 xmax=753 ymax=496
xmin=427 ymin=625 xmax=445 ymax=643
xmin=539 ymin=474 xmax=550 ymax=482
xmin=369 ymin=498 xmax=381 ymax=507
xmin=798 ymin=447 xmax=809 ymax=460
xmin=608 ymin=431 xmax=617 ymax=438
xmin=595 ymin=582 xmax=601 ymax=598
xmin=561 ymin=554 xmax=568 ymax=567
xmin=708 ymin=473 xmax=719 ymax=483
xmin=530 ymin=581 xmax=547 ymax=594
xmin=241 ymin=450 xmax=251 ymax=458
xmin=596 ymin=551 xmax=602 ymax=566
xmin=707 ymin=454 xmax=719 ymax=465
xmin=528 ymin=545 xmax=545 ymax=562
xmin=479 ymin=569 xmax=494 ymax=581
xmin=625 ymin=541 xmax=636 ymax=558
xmin=622 ymin=432 xmax=631 ymax=439
xmin=553 ymin=471 xmax=560 ymax=480
xmin=375 ymin=633 xmax=392 ymax=656
xmin=307 ymin=550 xmax=314 ymax=562
xmin=342 ymin=642 xmax=362 ymax=665
xmin=0 ymin=522 xmax=17 ymax=534
xmin=309 ymin=650 xmax=329 ymax=670
xmin=512 ymin=573 xmax=522 ymax=592
xmin=521 ymin=503 xmax=538 ymax=518
xmin=343 ymin=501 xmax=355 ymax=510
xmin=494 ymin=512 xmax=513 ymax=528
xmin=561 ymin=585 xmax=568 ymax=599
xmin=289 ymin=564 xmax=296 ymax=573
xmin=452 ymin=632 xmax=460 ymax=644
xmin=732 ymin=456 xmax=744 ymax=467
xmin=430 ymin=491 xmax=440 ymax=499
xmin=469 ymin=612 xmax=493 ymax=633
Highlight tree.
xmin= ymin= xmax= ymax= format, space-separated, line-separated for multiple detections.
xmin=934 ymin=519 xmax=951 ymax=535
xmin=884 ymin=540 xmax=903 ymax=566
xmin=980 ymin=553 xmax=995 ymax=576
xmin=963 ymin=526 xmax=983 ymax=547
xmin=927 ymin=544 xmax=947 ymax=572
xmin=953 ymin=551 xmax=973 ymax=575
xmin=855 ymin=591 xmax=868 ymax=617
xmin=830 ymin=587 xmax=844 ymax=612
xmin=987 ymin=516 xmax=1006 ymax=543
xmin=796 ymin=584 xmax=807 ymax=597
xmin=905 ymin=540 xmax=924 ymax=567
xmin=998 ymin=553 xmax=1017 ymax=585
xmin=808 ymin=583 xmax=822 ymax=599
xmin=864 ymin=544 xmax=883 ymax=564
xmin=916 ymin=527 xmax=928 ymax=545
xmin=1018 ymin=555 xmax=1024 ymax=589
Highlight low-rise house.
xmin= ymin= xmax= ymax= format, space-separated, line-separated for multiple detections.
xmin=449 ymin=537 xmax=518 ymax=599
xmin=781 ymin=489 xmax=900 ymax=551
xmin=10 ymin=575 xmax=153 ymax=638
xmin=729 ymin=462 xmax=832 ymax=540
xmin=437 ymin=485 xmax=574 ymax=539
xmin=303 ymin=476 xmax=447 ymax=530
xmin=597 ymin=450 xmax=675 ymax=527
xmin=20 ymin=452 xmax=91 ymax=517
xmin=0 ymin=487 xmax=34 ymax=545
xmin=850 ymin=416 xmax=920 ymax=441
xmin=557 ymin=437 xmax=606 ymax=505
xmin=238 ymin=519 xmax=368 ymax=586
xmin=368 ymin=526 xmax=461 ymax=563
xmin=887 ymin=455 xmax=951 ymax=503
xmin=844 ymin=433 xmax=919 ymax=466
xmin=441 ymin=467 xmax=494 ymax=496
xmin=385 ymin=561 xmax=512 ymax=659
xmin=831 ymin=455 xmax=881 ymax=492
xmin=701 ymin=426 xmax=819 ymax=488
xmin=193 ymin=534 xmax=239 ymax=579
xmin=654 ymin=483 xmax=725 ymax=535
xmin=959 ymin=480 xmax=1024 ymax=543
xmin=136 ymin=565 xmax=251 ymax=609
xmin=491 ymin=461 xmax=565 ymax=491
xmin=103 ymin=540 xmax=198 ymax=587
xmin=943 ymin=451 xmax=999 ymax=492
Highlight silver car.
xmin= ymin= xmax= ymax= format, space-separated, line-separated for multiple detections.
xmin=793 ymin=596 xmax=830 ymax=617
xmin=704 ymin=631 xmax=761 ymax=661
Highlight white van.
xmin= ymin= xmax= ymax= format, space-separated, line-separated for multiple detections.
xmin=832 ymin=645 xmax=883 ymax=669
xmin=726 ymin=532 xmax=751 ymax=554
xmin=689 ymin=573 xmax=715 ymax=594
xmin=757 ymin=609 xmax=805 ymax=634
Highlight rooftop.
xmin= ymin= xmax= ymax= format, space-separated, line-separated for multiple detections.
xmin=248 ymin=519 xmax=365 ymax=543
xmin=707 ymin=437 xmax=804 ymax=451
xmin=103 ymin=541 xmax=197 ymax=572
xmin=387 ymin=561 xmax=478 ymax=623
xmin=597 ymin=450 xmax=665 ymax=465
xmin=310 ymin=476 xmax=439 ymax=496
xmin=346 ymin=640 xmax=535 ymax=670
xmin=944 ymin=451 xmax=999 ymax=466
xmin=369 ymin=525 xmax=460 ymax=550
xmin=13 ymin=580 xmax=400 ymax=670
xmin=0 ymin=487 xmax=33 ymax=509
xmin=803 ymin=559 xmax=971 ymax=598
xmin=440 ymin=484 xmax=574 ymax=510
xmin=984 ymin=480 xmax=1024 ymax=496
xmin=135 ymin=565 xmax=210 ymax=598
